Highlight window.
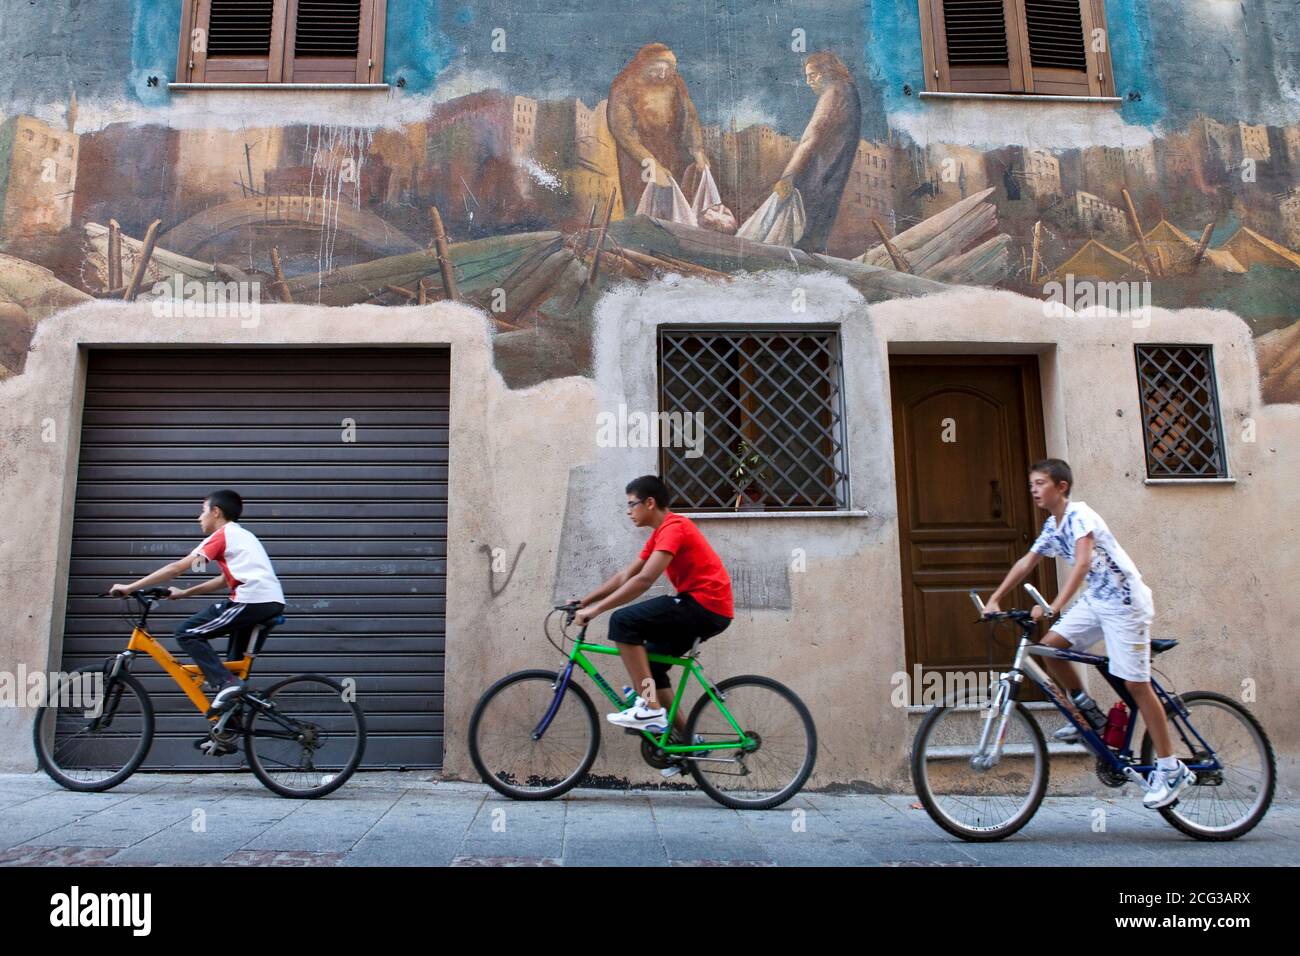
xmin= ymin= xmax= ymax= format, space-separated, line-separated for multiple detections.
xmin=177 ymin=0 xmax=386 ymax=84
xmin=1134 ymin=345 xmax=1229 ymax=479
xmin=658 ymin=329 xmax=850 ymax=511
xmin=918 ymin=1 xmax=1113 ymax=97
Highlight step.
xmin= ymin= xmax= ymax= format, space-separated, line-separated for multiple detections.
xmin=920 ymin=742 xmax=1091 ymax=760
xmin=907 ymin=702 xmax=1094 ymax=760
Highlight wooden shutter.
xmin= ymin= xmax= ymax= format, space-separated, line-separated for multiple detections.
xmin=284 ymin=0 xmax=385 ymax=83
xmin=924 ymin=1 xmax=1028 ymax=93
xmin=1015 ymin=0 xmax=1103 ymax=95
xmin=176 ymin=0 xmax=386 ymax=84
xmin=181 ymin=0 xmax=290 ymax=83
xmin=920 ymin=0 xmax=1112 ymax=96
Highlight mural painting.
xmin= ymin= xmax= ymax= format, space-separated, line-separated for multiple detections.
xmin=0 ymin=1 xmax=1297 ymax=404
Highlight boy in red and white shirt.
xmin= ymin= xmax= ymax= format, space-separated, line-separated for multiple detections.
xmin=110 ymin=489 xmax=285 ymax=715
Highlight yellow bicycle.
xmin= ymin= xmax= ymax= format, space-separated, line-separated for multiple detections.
xmin=34 ymin=587 xmax=366 ymax=798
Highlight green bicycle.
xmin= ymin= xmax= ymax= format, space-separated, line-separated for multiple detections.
xmin=468 ymin=603 xmax=817 ymax=809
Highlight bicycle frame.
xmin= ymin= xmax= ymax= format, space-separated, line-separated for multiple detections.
xmin=534 ymin=639 xmax=753 ymax=756
xmin=114 ymin=626 xmax=254 ymax=719
xmin=978 ymin=633 xmax=1224 ymax=785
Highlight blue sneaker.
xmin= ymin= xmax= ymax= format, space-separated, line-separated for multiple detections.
xmin=1143 ymin=760 xmax=1196 ymax=809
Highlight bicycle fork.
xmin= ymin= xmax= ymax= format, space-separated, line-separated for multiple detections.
xmin=971 ymin=678 xmax=1014 ymax=770
xmin=971 ymin=636 xmax=1034 ymax=771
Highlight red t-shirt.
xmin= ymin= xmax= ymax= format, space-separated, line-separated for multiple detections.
xmin=638 ymin=512 xmax=734 ymax=618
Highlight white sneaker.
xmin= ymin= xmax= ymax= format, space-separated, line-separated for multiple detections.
xmin=1052 ymin=723 xmax=1082 ymax=744
xmin=205 ymin=682 xmax=245 ymax=716
xmin=606 ymin=698 xmax=667 ymax=732
xmin=1143 ymin=760 xmax=1197 ymax=809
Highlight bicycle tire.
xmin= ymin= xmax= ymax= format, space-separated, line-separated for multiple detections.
xmin=468 ymin=669 xmax=600 ymax=801
xmin=1140 ymin=690 xmax=1276 ymax=841
xmin=684 ymin=675 xmax=817 ymax=811
xmin=33 ymin=666 xmax=154 ymax=793
xmin=911 ymin=697 xmax=1049 ymax=842
xmin=244 ymin=674 xmax=367 ymax=799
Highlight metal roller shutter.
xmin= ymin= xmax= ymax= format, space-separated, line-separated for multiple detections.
xmin=60 ymin=348 xmax=449 ymax=769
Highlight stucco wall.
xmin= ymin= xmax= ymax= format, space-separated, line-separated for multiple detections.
xmin=2 ymin=283 xmax=1295 ymax=794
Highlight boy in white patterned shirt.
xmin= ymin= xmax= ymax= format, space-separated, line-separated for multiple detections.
xmin=984 ymin=459 xmax=1194 ymax=809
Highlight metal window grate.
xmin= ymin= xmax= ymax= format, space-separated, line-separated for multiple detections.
xmin=1135 ymin=345 xmax=1228 ymax=479
xmin=658 ymin=328 xmax=850 ymax=511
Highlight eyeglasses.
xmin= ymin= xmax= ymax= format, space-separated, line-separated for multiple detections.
xmin=625 ymin=499 xmax=645 ymax=512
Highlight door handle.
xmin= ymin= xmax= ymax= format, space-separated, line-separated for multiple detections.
xmin=990 ymin=479 xmax=1003 ymax=519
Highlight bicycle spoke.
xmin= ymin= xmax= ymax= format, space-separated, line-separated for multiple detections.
xmin=470 ymin=673 xmax=597 ymax=797
xmin=913 ymin=696 xmax=1047 ymax=838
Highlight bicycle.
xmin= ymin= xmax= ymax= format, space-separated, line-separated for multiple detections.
xmin=33 ymin=587 xmax=367 ymax=798
xmin=467 ymin=602 xmax=817 ymax=809
xmin=910 ymin=583 xmax=1275 ymax=841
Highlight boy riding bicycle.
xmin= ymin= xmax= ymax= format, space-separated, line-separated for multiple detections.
xmin=983 ymin=459 xmax=1194 ymax=810
xmin=109 ymin=489 xmax=285 ymax=719
xmin=574 ymin=476 xmax=734 ymax=772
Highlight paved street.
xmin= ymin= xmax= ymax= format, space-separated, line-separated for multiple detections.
xmin=0 ymin=773 xmax=1293 ymax=866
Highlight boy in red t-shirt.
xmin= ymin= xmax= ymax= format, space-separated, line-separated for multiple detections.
xmin=575 ymin=475 xmax=733 ymax=742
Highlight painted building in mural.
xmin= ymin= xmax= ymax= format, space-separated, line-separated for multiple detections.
xmin=0 ymin=1 xmax=1297 ymax=791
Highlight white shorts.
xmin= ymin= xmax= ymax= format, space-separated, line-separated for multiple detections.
xmin=1049 ymin=590 xmax=1154 ymax=682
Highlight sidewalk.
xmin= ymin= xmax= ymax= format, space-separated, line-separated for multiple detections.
xmin=0 ymin=773 xmax=1293 ymax=867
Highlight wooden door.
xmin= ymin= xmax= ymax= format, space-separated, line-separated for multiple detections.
xmin=890 ymin=355 xmax=1056 ymax=701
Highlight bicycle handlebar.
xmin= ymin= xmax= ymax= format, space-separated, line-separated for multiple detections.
xmin=103 ymin=587 xmax=171 ymax=602
xmin=968 ymin=584 xmax=1053 ymax=625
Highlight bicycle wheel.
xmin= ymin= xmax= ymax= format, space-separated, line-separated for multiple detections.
xmin=33 ymin=665 xmax=154 ymax=792
xmin=244 ymin=675 xmax=366 ymax=798
xmin=685 ymin=675 xmax=816 ymax=810
xmin=1140 ymin=691 xmax=1276 ymax=841
xmin=911 ymin=694 xmax=1049 ymax=841
xmin=468 ymin=669 xmax=599 ymax=800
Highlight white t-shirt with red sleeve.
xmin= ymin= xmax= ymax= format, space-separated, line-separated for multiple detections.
xmin=191 ymin=522 xmax=285 ymax=605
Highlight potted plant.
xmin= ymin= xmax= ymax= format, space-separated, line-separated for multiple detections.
xmin=733 ymin=439 xmax=769 ymax=511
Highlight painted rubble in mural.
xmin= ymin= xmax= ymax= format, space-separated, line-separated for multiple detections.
xmin=0 ymin=2 xmax=1298 ymax=404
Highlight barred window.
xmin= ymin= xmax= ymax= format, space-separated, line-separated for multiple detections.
xmin=1135 ymin=344 xmax=1229 ymax=479
xmin=658 ymin=328 xmax=850 ymax=511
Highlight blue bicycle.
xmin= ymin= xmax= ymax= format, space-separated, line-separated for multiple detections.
xmin=910 ymin=584 xmax=1276 ymax=841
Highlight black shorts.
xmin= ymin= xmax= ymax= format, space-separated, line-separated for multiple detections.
xmin=607 ymin=594 xmax=732 ymax=689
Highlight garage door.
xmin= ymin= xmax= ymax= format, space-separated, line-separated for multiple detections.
xmin=60 ymin=348 xmax=449 ymax=769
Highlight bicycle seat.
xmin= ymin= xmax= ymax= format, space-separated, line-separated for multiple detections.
xmin=1151 ymin=639 xmax=1178 ymax=655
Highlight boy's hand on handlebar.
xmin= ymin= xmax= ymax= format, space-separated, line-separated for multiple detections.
xmin=108 ymin=583 xmax=130 ymax=598
xmin=982 ymin=598 xmax=1001 ymax=617
xmin=1030 ymin=604 xmax=1054 ymax=622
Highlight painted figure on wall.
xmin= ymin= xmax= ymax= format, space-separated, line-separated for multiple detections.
xmin=607 ymin=43 xmax=708 ymax=217
xmin=769 ymin=51 xmax=862 ymax=254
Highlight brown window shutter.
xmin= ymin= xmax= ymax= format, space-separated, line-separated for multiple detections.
xmin=186 ymin=0 xmax=290 ymax=83
xmin=1016 ymin=0 xmax=1093 ymax=95
xmin=284 ymin=0 xmax=384 ymax=83
xmin=924 ymin=1 xmax=1028 ymax=94
xmin=920 ymin=0 xmax=1112 ymax=97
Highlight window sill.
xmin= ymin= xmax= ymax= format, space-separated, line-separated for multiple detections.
xmin=918 ymin=91 xmax=1121 ymax=105
xmin=686 ymin=510 xmax=872 ymax=520
xmin=1142 ymin=477 xmax=1236 ymax=486
xmin=168 ymin=83 xmax=391 ymax=92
